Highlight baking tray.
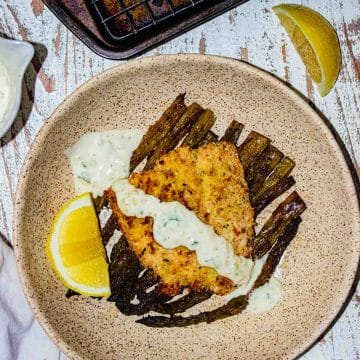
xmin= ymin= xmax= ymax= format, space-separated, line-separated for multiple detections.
xmin=43 ymin=0 xmax=249 ymax=60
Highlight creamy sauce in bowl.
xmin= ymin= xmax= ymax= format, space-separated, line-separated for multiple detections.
xmin=0 ymin=37 xmax=34 ymax=138
xmin=66 ymin=129 xmax=283 ymax=312
xmin=0 ymin=61 xmax=11 ymax=126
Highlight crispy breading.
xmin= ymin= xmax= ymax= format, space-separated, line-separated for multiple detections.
xmin=106 ymin=142 xmax=254 ymax=296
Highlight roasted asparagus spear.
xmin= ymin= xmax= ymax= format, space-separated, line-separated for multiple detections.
xmin=130 ymin=94 xmax=187 ymax=172
xmin=238 ymin=131 xmax=270 ymax=172
xmin=182 ymin=109 xmax=216 ymax=148
xmin=221 ymin=120 xmax=244 ymax=144
xmin=144 ymin=103 xmax=204 ymax=170
xmin=253 ymin=191 xmax=306 ymax=258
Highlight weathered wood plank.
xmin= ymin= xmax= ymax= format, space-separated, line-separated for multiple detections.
xmin=0 ymin=0 xmax=358 ymax=358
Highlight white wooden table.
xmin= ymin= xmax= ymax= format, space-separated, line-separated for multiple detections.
xmin=0 ymin=0 xmax=359 ymax=359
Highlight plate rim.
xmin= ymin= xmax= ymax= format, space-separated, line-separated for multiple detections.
xmin=12 ymin=53 xmax=360 ymax=360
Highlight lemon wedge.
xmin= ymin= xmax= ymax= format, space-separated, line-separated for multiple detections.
xmin=273 ymin=4 xmax=341 ymax=96
xmin=46 ymin=193 xmax=110 ymax=297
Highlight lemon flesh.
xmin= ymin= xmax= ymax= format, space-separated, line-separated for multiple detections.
xmin=46 ymin=193 xmax=110 ymax=297
xmin=273 ymin=4 xmax=341 ymax=96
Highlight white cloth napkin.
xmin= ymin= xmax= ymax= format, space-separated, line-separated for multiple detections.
xmin=0 ymin=239 xmax=60 ymax=360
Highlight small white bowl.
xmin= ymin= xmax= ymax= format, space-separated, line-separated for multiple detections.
xmin=0 ymin=37 xmax=34 ymax=139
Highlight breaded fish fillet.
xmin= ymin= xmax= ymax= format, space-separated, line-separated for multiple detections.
xmin=106 ymin=142 xmax=254 ymax=296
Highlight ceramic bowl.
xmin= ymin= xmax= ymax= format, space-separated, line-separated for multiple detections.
xmin=13 ymin=55 xmax=360 ymax=360
xmin=0 ymin=37 xmax=34 ymax=138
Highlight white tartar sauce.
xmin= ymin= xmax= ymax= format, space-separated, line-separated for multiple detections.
xmin=247 ymin=277 xmax=282 ymax=314
xmin=112 ymin=179 xmax=258 ymax=287
xmin=0 ymin=61 xmax=11 ymax=125
xmin=224 ymin=254 xmax=267 ymax=301
xmin=65 ymin=129 xmax=144 ymax=197
xmin=66 ymin=129 xmax=282 ymax=312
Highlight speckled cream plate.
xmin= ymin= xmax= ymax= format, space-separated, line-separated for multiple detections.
xmin=13 ymin=55 xmax=360 ymax=360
